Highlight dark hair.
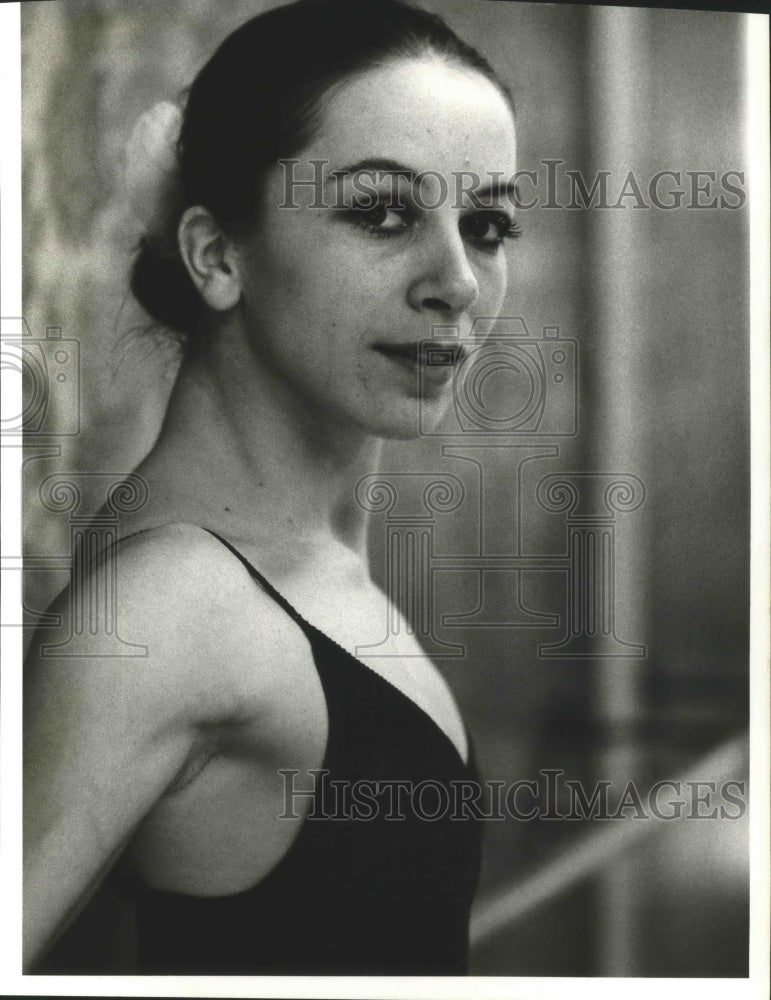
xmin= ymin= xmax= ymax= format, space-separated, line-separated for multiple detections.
xmin=130 ymin=0 xmax=514 ymax=344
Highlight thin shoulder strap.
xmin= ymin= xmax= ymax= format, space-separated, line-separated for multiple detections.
xmin=202 ymin=528 xmax=310 ymax=630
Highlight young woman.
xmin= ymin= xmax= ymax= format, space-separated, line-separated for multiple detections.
xmin=24 ymin=0 xmax=519 ymax=975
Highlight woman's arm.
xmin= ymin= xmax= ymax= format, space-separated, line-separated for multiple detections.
xmin=23 ymin=526 xmax=253 ymax=969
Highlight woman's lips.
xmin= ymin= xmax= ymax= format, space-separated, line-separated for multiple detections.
xmin=375 ymin=341 xmax=465 ymax=379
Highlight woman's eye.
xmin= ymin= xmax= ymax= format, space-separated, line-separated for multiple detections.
xmin=347 ymin=200 xmax=413 ymax=237
xmin=461 ymin=211 xmax=522 ymax=249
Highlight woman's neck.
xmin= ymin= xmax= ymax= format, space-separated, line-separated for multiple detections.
xmin=137 ymin=332 xmax=383 ymax=559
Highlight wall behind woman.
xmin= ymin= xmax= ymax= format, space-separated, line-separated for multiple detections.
xmin=21 ymin=0 xmax=749 ymax=977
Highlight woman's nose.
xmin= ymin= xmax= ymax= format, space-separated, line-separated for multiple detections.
xmin=407 ymin=225 xmax=479 ymax=317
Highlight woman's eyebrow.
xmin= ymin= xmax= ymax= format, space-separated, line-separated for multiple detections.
xmin=467 ymin=177 xmax=518 ymax=205
xmin=325 ymin=159 xmax=518 ymax=205
xmin=326 ymin=157 xmax=416 ymax=184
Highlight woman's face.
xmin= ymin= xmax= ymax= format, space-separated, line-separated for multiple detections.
xmin=235 ymin=57 xmax=518 ymax=440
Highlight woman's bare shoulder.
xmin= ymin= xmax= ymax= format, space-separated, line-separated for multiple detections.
xmin=113 ymin=521 xmax=247 ymax=603
xmin=26 ymin=521 xmax=303 ymax=727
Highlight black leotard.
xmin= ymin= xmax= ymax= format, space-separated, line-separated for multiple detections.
xmin=47 ymin=530 xmax=484 ymax=975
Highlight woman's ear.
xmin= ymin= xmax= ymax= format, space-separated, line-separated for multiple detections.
xmin=177 ymin=206 xmax=241 ymax=311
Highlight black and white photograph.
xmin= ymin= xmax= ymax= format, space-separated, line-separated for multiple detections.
xmin=0 ymin=0 xmax=768 ymax=996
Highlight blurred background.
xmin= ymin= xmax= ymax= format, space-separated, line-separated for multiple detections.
xmin=19 ymin=0 xmax=750 ymax=978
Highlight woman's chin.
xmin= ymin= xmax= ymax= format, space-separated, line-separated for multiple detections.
xmin=366 ymin=398 xmax=453 ymax=442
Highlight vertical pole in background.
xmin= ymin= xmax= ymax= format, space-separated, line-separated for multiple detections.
xmin=586 ymin=4 xmax=654 ymax=976
xmin=746 ymin=12 xmax=771 ymax=990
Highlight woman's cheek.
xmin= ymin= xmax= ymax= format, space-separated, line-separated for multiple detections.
xmin=475 ymin=255 xmax=509 ymax=311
